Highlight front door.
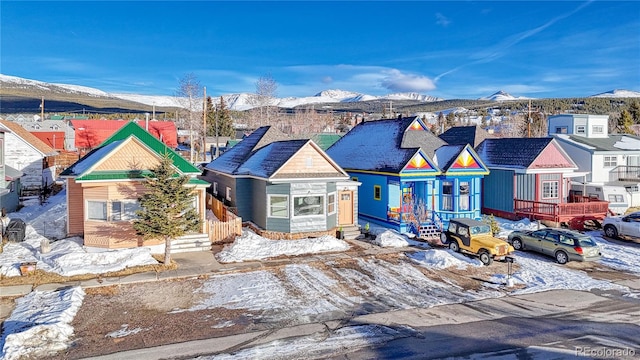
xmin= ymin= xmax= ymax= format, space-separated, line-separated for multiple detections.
xmin=338 ymin=191 xmax=353 ymax=225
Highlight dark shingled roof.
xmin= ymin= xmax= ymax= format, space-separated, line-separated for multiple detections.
xmin=237 ymin=139 xmax=311 ymax=178
xmin=205 ymin=126 xmax=289 ymax=175
xmin=476 ymin=137 xmax=554 ymax=169
xmin=326 ymin=117 xmax=445 ymax=173
xmin=439 ymin=125 xmax=494 ymax=148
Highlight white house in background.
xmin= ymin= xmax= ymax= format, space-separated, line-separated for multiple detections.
xmin=549 ymin=114 xmax=640 ymax=214
xmin=0 ymin=120 xmax=58 ymax=194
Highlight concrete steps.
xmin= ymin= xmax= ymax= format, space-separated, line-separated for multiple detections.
xmin=341 ymin=225 xmax=361 ymax=240
xmin=172 ymin=233 xmax=212 ymax=253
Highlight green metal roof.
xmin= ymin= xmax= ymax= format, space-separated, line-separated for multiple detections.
xmin=76 ymin=170 xmax=209 ymax=185
xmin=310 ymin=133 xmax=342 ymax=151
xmin=61 ymin=121 xmax=202 ymax=180
xmin=226 ymin=139 xmax=240 ymax=148
xmin=98 ymin=121 xmax=200 ymax=174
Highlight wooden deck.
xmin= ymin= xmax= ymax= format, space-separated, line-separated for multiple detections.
xmin=514 ymin=197 xmax=609 ymax=224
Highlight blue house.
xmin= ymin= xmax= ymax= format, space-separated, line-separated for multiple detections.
xmin=326 ymin=117 xmax=489 ymax=235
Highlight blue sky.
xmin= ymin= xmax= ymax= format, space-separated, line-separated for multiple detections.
xmin=2 ymin=1 xmax=639 ymax=99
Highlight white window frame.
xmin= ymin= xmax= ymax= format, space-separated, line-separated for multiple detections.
xmin=268 ymin=194 xmax=289 ymax=218
xmin=576 ymin=125 xmax=586 ymax=134
xmin=327 ymin=192 xmax=336 ymax=215
xmin=213 ymin=182 xmax=218 ymax=195
xmin=226 ymin=187 xmax=231 ymax=201
xmin=111 ymin=200 xmax=141 ymax=221
xmin=592 ymin=125 xmax=604 ymax=134
xmin=542 ymin=181 xmax=559 ymax=199
xmin=604 ymin=156 xmax=617 ymax=167
xmin=292 ymin=194 xmax=325 ymax=217
xmin=87 ymin=200 xmax=107 ymax=221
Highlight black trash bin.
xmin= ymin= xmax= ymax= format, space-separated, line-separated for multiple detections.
xmin=6 ymin=218 xmax=26 ymax=242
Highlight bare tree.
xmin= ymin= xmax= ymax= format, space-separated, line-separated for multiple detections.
xmin=176 ymin=73 xmax=202 ymax=162
xmin=248 ymin=73 xmax=278 ymax=126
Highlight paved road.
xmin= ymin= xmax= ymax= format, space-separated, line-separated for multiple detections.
xmin=339 ymin=290 xmax=640 ymax=359
xmin=84 ymin=288 xmax=640 ymax=360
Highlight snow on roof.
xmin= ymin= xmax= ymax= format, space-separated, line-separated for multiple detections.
xmin=205 ymin=126 xmax=289 ymax=174
xmin=613 ymin=136 xmax=640 ymax=150
xmin=236 ymin=139 xmax=309 ymax=178
xmin=326 ymin=118 xmax=420 ymax=173
xmin=61 ymin=140 xmax=123 ymax=176
xmin=434 ymin=145 xmax=464 ymax=169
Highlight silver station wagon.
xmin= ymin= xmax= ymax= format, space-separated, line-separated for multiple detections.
xmin=507 ymin=228 xmax=601 ymax=264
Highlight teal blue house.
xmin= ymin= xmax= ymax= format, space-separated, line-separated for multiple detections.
xmin=201 ymin=126 xmax=359 ymax=236
xmin=326 ymin=117 xmax=489 ymax=235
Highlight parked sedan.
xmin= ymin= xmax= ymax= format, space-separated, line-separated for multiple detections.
xmin=507 ymin=228 xmax=601 ymax=264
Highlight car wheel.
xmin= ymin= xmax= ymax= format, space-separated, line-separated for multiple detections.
xmin=555 ymin=251 xmax=569 ymax=265
xmin=440 ymin=232 xmax=448 ymax=244
xmin=479 ymin=250 xmax=493 ymax=266
xmin=512 ymin=238 xmax=524 ymax=251
xmin=449 ymin=240 xmax=459 ymax=253
xmin=604 ymin=225 xmax=618 ymax=239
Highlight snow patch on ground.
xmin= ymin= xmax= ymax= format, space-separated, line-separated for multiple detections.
xmin=215 ymin=230 xmax=350 ymax=263
xmin=0 ymin=287 xmax=85 ymax=360
xmin=409 ymin=249 xmax=482 ymax=269
xmin=371 ymin=230 xmax=411 ymax=247
xmin=489 ymin=252 xmax=628 ymax=294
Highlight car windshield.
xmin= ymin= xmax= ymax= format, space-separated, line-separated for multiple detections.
xmin=576 ymin=236 xmax=598 ymax=247
xmin=470 ymin=225 xmax=491 ymax=235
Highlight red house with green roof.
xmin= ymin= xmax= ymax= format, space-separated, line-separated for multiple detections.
xmin=60 ymin=121 xmax=210 ymax=251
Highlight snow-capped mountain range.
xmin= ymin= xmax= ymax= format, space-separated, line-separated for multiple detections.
xmin=2 ymin=74 xmax=639 ymax=111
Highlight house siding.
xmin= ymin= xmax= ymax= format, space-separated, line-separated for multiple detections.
xmin=265 ymin=183 xmax=291 ymax=232
xmin=277 ymin=143 xmax=342 ymax=176
xmin=515 ymin=173 xmax=536 ymax=201
xmin=4 ymin=136 xmax=46 ymax=190
xmin=538 ymin=173 xmax=562 ymax=204
xmin=483 ymin=169 xmax=515 ymax=213
xmin=67 ymin=178 xmax=85 ymax=236
xmin=234 ymin=177 xmax=252 ymax=220
xmin=327 ymin=182 xmax=337 ymax=229
xmin=351 ymin=172 xmax=389 ymax=223
xmin=96 ymin=140 xmax=161 ymax=171
xmin=0 ymin=180 xmax=20 ymax=213
xmin=290 ymin=182 xmax=328 ymax=233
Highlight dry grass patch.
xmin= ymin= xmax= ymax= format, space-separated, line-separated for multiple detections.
xmin=0 ymin=259 xmax=178 ymax=287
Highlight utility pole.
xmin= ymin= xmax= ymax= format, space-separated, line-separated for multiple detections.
xmin=202 ymin=86 xmax=207 ymax=162
xmin=528 ymin=99 xmax=532 ymax=138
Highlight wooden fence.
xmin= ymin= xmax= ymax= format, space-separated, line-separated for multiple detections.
xmin=206 ymin=193 xmax=242 ymax=243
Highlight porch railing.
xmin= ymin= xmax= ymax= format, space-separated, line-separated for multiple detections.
xmin=514 ymin=198 xmax=609 ymax=222
xmin=609 ymin=165 xmax=640 ymax=182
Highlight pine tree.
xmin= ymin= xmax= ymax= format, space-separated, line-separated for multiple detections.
xmin=133 ymin=153 xmax=201 ymax=264
xmin=618 ymin=109 xmax=634 ymax=134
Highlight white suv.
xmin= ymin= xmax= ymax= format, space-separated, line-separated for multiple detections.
xmin=602 ymin=211 xmax=640 ymax=239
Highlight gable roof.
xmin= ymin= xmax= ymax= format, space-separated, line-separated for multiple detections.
xmin=476 ymin=137 xmax=575 ymax=170
xmin=0 ymin=120 xmax=58 ymax=156
xmin=236 ymin=139 xmax=347 ymax=179
xmin=435 ymin=144 xmax=489 ymax=175
xmin=326 ymin=117 xmax=446 ymax=173
xmin=205 ymin=126 xmax=289 ymax=174
xmin=439 ymin=125 xmax=494 ymax=148
xmin=60 ymin=121 xmax=201 ymax=179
